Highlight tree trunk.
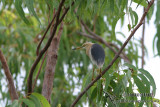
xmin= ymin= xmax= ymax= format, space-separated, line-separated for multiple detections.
xmin=42 ymin=23 xmax=63 ymax=102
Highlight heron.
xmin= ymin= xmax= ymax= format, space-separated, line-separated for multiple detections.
xmin=73 ymin=42 xmax=105 ymax=80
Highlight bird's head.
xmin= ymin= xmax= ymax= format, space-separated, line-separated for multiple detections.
xmin=72 ymin=42 xmax=93 ymax=50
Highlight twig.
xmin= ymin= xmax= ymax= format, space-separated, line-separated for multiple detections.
xmin=27 ymin=0 xmax=66 ymax=96
xmin=32 ymin=51 xmax=47 ymax=91
xmin=141 ymin=8 xmax=146 ymax=68
xmin=33 ymin=10 xmax=56 ymax=88
xmin=36 ymin=0 xmax=74 ymax=56
xmin=0 ymin=50 xmax=18 ymax=101
xmin=71 ymin=0 xmax=154 ymax=106
xmin=58 ymin=1 xmax=75 ymax=24
xmin=34 ymin=30 xmax=45 ymax=43
xmin=36 ymin=11 xmax=57 ymax=56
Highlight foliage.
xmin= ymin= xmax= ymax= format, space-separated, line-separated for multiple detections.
xmin=7 ymin=93 xmax=50 ymax=107
xmin=0 ymin=0 xmax=159 ymax=106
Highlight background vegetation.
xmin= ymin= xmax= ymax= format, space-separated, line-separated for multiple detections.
xmin=0 ymin=0 xmax=159 ymax=106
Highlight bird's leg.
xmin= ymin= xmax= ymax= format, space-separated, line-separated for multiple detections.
xmin=100 ymin=68 xmax=102 ymax=77
xmin=92 ymin=66 xmax=94 ymax=81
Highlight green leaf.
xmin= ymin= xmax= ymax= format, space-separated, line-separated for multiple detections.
xmin=133 ymin=75 xmax=146 ymax=93
xmin=112 ymin=12 xmax=125 ymax=37
xmin=15 ymin=0 xmax=30 ymax=24
xmin=128 ymin=24 xmax=131 ymax=31
xmin=32 ymin=93 xmax=50 ymax=107
xmin=90 ymin=87 xmax=97 ymax=100
xmin=97 ymin=79 xmax=102 ymax=102
xmin=136 ymin=0 xmax=143 ymax=8
xmin=122 ymin=76 xmax=127 ymax=88
xmin=129 ymin=7 xmax=138 ymax=28
xmin=126 ymin=70 xmax=132 ymax=80
xmin=21 ymin=99 xmax=35 ymax=107
xmin=157 ymin=38 xmax=160 ymax=56
xmin=152 ymin=34 xmax=157 ymax=54
xmin=82 ymin=71 xmax=92 ymax=90
xmin=110 ymin=0 xmax=114 ymax=11
xmin=8 ymin=100 xmax=19 ymax=107
xmin=123 ymin=63 xmax=137 ymax=71
xmin=104 ymin=72 xmax=110 ymax=90
xmin=138 ymin=69 xmax=156 ymax=95
xmin=25 ymin=0 xmax=41 ymax=24
xmin=133 ymin=0 xmax=147 ymax=7
xmin=138 ymin=74 xmax=150 ymax=93
xmin=132 ymin=10 xmax=138 ymax=27
xmin=30 ymin=95 xmax=42 ymax=107
xmin=113 ymin=82 xmax=122 ymax=96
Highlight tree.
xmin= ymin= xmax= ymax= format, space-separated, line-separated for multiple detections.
xmin=0 ymin=0 xmax=159 ymax=106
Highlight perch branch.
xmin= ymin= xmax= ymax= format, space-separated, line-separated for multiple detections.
xmin=71 ymin=0 xmax=154 ymax=106
xmin=0 ymin=50 xmax=18 ymax=101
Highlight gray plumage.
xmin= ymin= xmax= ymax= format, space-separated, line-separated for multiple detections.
xmin=91 ymin=43 xmax=105 ymax=68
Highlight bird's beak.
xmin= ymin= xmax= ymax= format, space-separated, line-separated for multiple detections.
xmin=72 ymin=46 xmax=84 ymax=50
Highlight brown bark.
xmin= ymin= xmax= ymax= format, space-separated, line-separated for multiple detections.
xmin=141 ymin=8 xmax=146 ymax=68
xmin=27 ymin=0 xmax=74 ymax=96
xmin=42 ymin=23 xmax=63 ymax=102
xmin=0 ymin=50 xmax=18 ymax=101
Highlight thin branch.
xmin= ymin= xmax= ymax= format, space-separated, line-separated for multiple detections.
xmin=58 ymin=1 xmax=75 ymax=24
xmin=71 ymin=0 xmax=154 ymax=106
xmin=141 ymin=7 xmax=146 ymax=68
xmin=32 ymin=51 xmax=47 ymax=91
xmin=34 ymin=30 xmax=45 ymax=43
xmin=36 ymin=11 xmax=57 ymax=56
xmin=0 ymin=50 xmax=18 ymax=101
xmin=27 ymin=0 xmax=66 ymax=96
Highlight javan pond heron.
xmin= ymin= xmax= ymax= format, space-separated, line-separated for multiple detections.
xmin=73 ymin=42 xmax=105 ymax=80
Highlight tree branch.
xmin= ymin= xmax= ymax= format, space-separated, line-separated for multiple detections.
xmin=42 ymin=22 xmax=64 ymax=102
xmin=27 ymin=0 xmax=66 ymax=96
xmin=0 ymin=50 xmax=18 ymax=101
xmin=36 ymin=10 xmax=57 ymax=56
xmin=71 ymin=0 xmax=154 ymax=106
xmin=32 ymin=51 xmax=47 ymax=91
xmin=141 ymin=7 xmax=146 ymax=68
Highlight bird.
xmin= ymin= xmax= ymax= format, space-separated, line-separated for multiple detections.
xmin=73 ymin=42 xmax=105 ymax=80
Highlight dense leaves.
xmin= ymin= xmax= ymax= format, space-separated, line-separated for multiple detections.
xmin=0 ymin=0 xmax=159 ymax=106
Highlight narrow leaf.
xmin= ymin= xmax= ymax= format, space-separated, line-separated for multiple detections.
xmin=25 ymin=0 xmax=41 ymax=24
xmin=133 ymin=75 xmax=146 ymax=93
xmin=21 ymin=99 xmax=35 ymax=107
xmin=123 ymin=63 xmax=137 ymax=71
xmin=32 ymin=93 xmax=50 ymax=107
xmin=15 ymin=0 xmax=30 ymax=24
xmin=138 ymin=69 xmax=156 ymax=95
xmin=138 ymin=74 xmax=150 ymax=93
xmin=30 ymin=95 xmax=42 ymax=107
xmin=132 ymin=10 xmax=138 ymax=27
